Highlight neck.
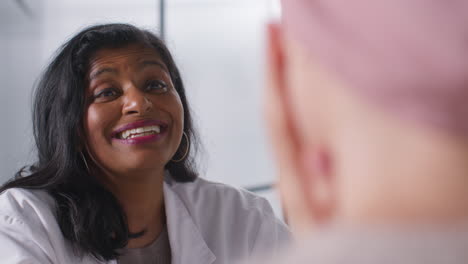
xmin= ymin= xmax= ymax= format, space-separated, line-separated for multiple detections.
xmin=99 ymin=168 xmax=166 ymax=248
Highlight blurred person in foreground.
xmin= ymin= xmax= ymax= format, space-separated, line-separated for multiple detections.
xmin=253 ymin=0 xmax=468 ymax=263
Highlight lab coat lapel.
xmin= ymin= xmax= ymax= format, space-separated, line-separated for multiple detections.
xmin=163 ymin=182 xmax=216 ymax=264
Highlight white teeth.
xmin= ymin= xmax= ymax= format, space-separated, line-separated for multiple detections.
xmin=153 ymin=126 xmax=161 ymax=133
xmin=119 ymin=125 xmax=161 ymax=139
xmin=122 ymin=130 xmax=130 ymax=139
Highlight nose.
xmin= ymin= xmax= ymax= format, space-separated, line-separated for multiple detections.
xmin=122 ymin=85 xmax=153 ymax=116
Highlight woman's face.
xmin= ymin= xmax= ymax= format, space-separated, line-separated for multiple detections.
xmin=83 ymin=44 xmax=184 ymax=178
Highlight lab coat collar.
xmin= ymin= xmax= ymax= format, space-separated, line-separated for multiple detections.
xmin=163 ymin=179 xmax=216 ymax=264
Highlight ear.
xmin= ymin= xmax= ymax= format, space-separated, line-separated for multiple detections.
xmin=266 ymin=23 xmax=336 ymax=231
xmin=265 ymin=22 xmax=299 ymax=188
xmin=298 ymin=147 xmax=336 ymax=225
xmin=265 ymin=23 xmax=293 ymax=154
xmin=266 ymin=23 xmax=284 ymax=93
xmin=265 ymin=23 xmax=315 ymax=233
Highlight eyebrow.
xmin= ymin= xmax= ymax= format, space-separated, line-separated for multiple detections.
xmin=89 ymin=68 xmax=118 ymax=81
xmin=139 ymin=60 xmax=168 ymax=73
xmin=89 ymin=60 xmax=168 ymax=81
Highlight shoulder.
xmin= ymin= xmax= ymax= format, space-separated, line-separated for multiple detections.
xmin=0 ymin=187 xmax=55 ymax=220
xmin=166 ymin=177 xmax=290 ymax=255
xmin=0 ymin=188 xmax=61 ymax=262
xmin=0 ymin=188 xmax=105 ymax=263
xmin=167 ymin=177 xmax=275 ymax=218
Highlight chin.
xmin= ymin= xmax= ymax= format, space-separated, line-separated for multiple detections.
xmin=125 ymin=160 xmax=167 ymax=171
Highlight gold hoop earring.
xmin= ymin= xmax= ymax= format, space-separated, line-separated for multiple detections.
xmin=171 ymin=132 xmax=190 ymax=162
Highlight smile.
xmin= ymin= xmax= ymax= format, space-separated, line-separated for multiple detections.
xmin=118 ymin=125 xmax=161 ymax=139
xmin=112 ymin=119 xmax=169 ymax=144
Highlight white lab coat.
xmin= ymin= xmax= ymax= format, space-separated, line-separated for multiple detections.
xmin=0 ymin=176 xmax=289 ymax=264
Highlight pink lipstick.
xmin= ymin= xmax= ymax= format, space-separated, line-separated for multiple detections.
xmin=112 ymin=119 xmax=168 ymax=145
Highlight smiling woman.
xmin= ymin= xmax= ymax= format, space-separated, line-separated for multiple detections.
xmin=0 ymin=24 xmax=289 ymax=264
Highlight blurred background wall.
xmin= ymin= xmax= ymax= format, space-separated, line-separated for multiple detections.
xmin=0 ymin=0 xmax=282 ymax=215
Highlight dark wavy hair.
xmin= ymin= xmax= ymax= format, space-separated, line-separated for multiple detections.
xmin=0 ymin=23 xmax=198 ymax=261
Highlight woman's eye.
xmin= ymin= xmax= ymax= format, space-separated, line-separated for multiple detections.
xmin=146 ymin=80 xmax=168 ymax=93
xmin=94 ymin=88 xmax=119 ymax=99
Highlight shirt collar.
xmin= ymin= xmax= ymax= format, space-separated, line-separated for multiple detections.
xmin=163 ymin=180 xmax=216 ymax=264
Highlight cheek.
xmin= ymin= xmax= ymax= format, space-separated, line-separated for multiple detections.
xmin=84 ymin=105 xmax=114 ymax=146
xmin=84 ymin=109 xmax=96 ymax=142
xmin=157 ymin=92 xmax=184 ymax=154
xmin=169 ymin=92 xmax=184 ymax=129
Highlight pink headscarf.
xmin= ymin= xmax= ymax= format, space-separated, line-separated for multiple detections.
xmin=282 ymin=0 xmax=468 ymax=135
